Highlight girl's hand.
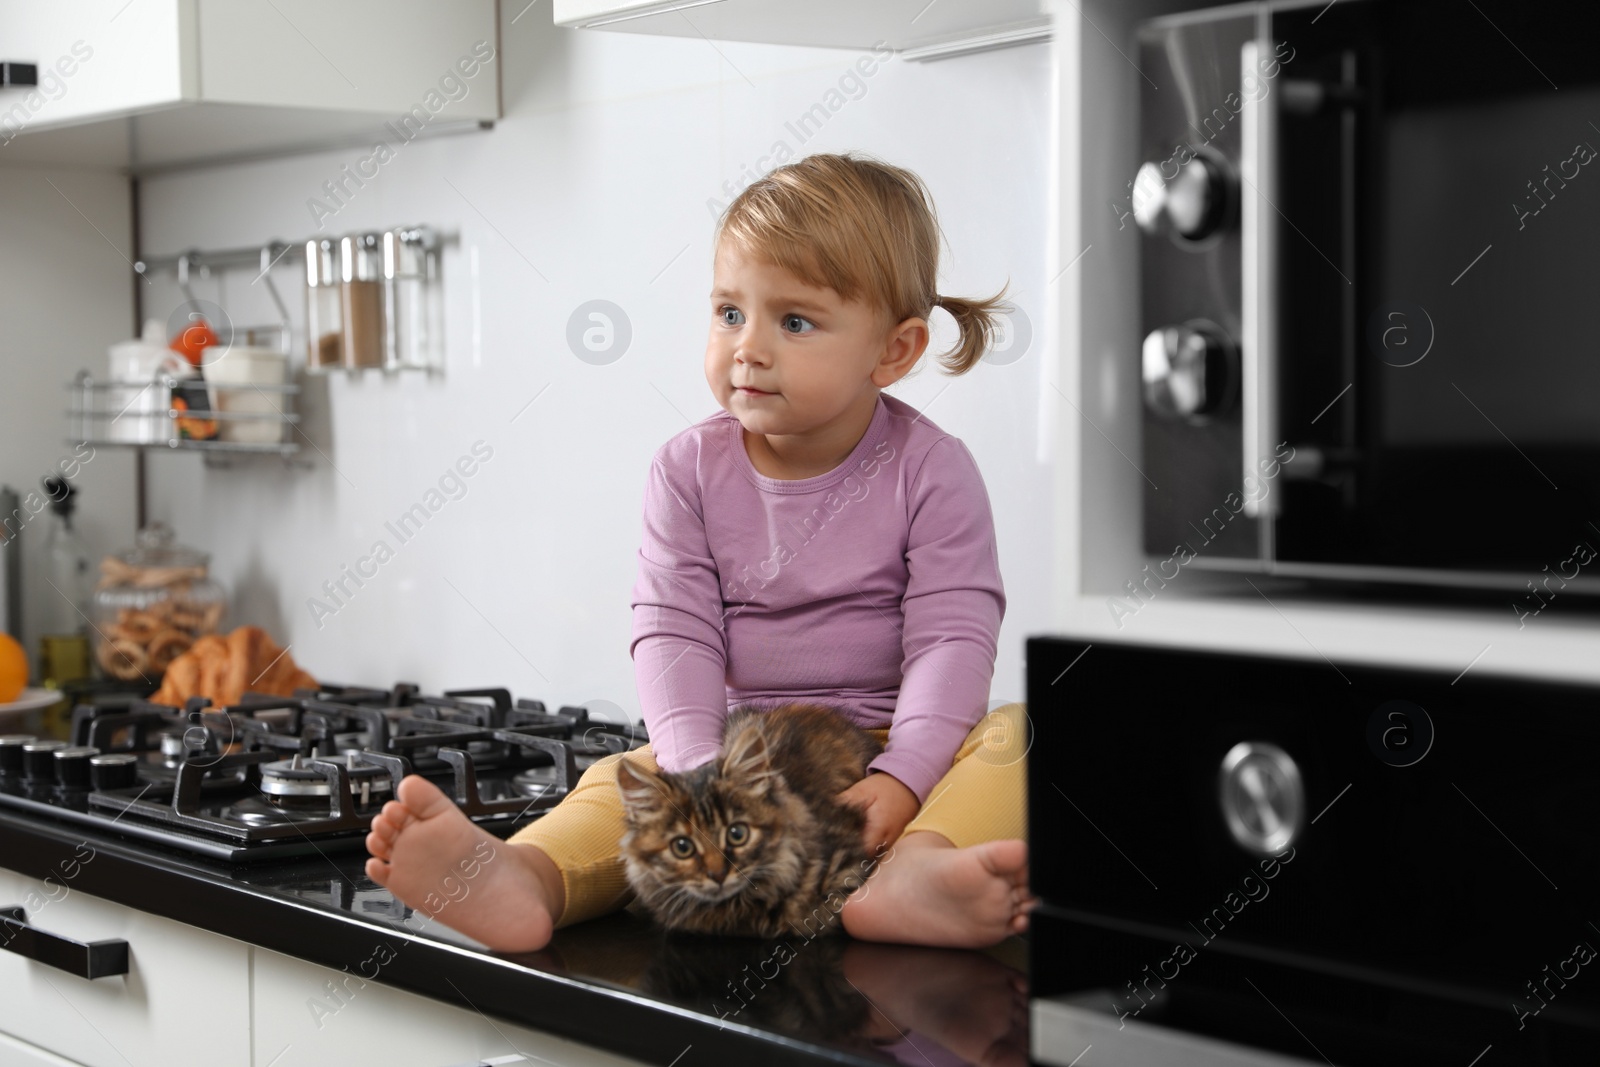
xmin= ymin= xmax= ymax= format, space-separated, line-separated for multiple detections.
xmin=837 ymin=771 xmax=921 ymax=856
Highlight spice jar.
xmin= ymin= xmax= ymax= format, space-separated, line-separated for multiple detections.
xmin=91 ymin=524 xmax=227 ymax=682
xmin=305 ymin=238 xmax=343 ymax=371
xmin=382 ymin=226 xmax=440 ymax=371
xmin=339 ymin=232 xmax=385 ymax=370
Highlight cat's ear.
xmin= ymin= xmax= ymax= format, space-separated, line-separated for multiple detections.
xmin=721 ymin=724 xmax=776 ymax=790
xmin=615 ymin=758 xmax=667 ymax=813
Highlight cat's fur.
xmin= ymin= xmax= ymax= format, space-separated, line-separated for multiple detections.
xmin=616 ymin=703 xmax=884 ymax=939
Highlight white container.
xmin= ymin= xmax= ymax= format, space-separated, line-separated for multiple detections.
xmin=105 ymin=318 xmax=178 ymax=444
xmin=204 ymin=346 xmax=288 ymax=444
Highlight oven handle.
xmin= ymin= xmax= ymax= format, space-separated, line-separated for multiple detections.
xmin=0 ymin=906 xmax=130 ymax=979
xmin=1241 ymin=38 xmax=1281 ymax=527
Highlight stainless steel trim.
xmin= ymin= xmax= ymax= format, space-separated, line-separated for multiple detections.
xmin=1176 ymin=553 xmax=1600 ymax=596
xmin=1240 ymin=37 xmax=1281 ymax=525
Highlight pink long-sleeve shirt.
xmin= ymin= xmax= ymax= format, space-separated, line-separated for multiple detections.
xmin=628 ymin=391 xmax=1006 ymax=803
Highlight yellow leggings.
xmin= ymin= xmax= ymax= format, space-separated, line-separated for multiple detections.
xmin=508 ymin=702 xmax=1030 ymax=928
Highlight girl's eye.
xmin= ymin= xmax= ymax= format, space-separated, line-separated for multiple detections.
xmin=670 ymin=836 xmax=695 ymax=858
xmin=781 ymin=314 xmax=815 ymax=335
xmin=719 ymin=306 xmax=745 ymax=326
xmin=726 ymin=823 xmax=749 ymax=847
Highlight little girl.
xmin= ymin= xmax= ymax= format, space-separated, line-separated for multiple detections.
xmin=366 ymin=152 xmax=1033 ymax=952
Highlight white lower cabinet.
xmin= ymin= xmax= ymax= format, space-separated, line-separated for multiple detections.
xmin=251 ymin=947 xmax=651 ymax=1067
xmin=0 ymin=1029 xmax=89 ymax=1065
xmin=0 ymin=868 xmax=650 ymax=1067
xmin=0 ymin=869 xmax=252 ymax=1067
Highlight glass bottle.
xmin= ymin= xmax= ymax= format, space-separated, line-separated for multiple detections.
xmin=382 ymin=226 xmax=440 ymax=372
xmin=339 ymin=233 xmax=385 ymax=370
xmin=37 ymin=476 xmax=90 ymax=690
xmin=305 ymin=238 xmax=343 ymax=372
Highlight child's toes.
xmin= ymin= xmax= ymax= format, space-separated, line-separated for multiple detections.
xmin=377 ymin=799 xmax=414 ymax=831
xmin=365 ymin=856 xmax=392 ymax=885
xmin=366 ymin=829 xmax=393 ymax=860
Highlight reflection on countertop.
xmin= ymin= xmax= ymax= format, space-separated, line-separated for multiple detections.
xmin=245 ymin=852 xmax=1030 ymax=1067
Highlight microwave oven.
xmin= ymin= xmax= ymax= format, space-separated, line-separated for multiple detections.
xmin=1133 ymin=0 xmax=1600 ymax=604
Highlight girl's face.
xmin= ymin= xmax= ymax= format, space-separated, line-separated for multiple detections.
xmin=705 ymin=241 xmax=917 ymax=441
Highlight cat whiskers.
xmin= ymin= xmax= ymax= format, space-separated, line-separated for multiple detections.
xmin=651 ymin=791 xmax=754 ymax=890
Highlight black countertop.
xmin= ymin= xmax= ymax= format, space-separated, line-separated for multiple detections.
xmin=0 ymin=807 xmax=1030 ymax=1067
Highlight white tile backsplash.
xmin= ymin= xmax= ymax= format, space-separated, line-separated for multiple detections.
xmin=137 ymin=14 xmax=1054 ymax=720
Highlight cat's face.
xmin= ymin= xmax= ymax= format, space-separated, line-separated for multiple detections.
xmin=617 ymin=730 xmax=804 ymax=904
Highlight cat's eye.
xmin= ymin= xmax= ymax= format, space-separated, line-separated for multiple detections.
xmin=726 ymin=823 xmax=749 ymax=846
xmin=670 ymin=836 xmax=695 ymax=859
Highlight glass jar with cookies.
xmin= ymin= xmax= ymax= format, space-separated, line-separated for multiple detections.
xmin=91 ymin=523 xmax=227 ymax=685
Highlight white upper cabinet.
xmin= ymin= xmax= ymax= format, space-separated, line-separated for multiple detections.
xmin=0 ymin=0 xmax=498 ymax=171
xmin=552 ymin=0 xmax=1051 ymax=55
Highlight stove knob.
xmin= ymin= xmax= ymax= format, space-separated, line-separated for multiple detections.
xmin=89 ymin=753 xmax=140 ymax=791
xmin=1143 ymin=322 xmax=1236 ymax=421
xmin=54 ymin=746 xmax=101 ymax=791
xmin=21 ymin=740 xmax=67 ymax=781
xmin=0 ymin=734 xmax=37 ymax=777
xmin=1133 ymin=154 xmax=1230 ymax=241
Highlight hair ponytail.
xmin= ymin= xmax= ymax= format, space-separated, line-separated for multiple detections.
xmin=933 ymin=286 xmax=1012 ymax=375
xmin=718 ymin=153 xmax=1014 ymax=376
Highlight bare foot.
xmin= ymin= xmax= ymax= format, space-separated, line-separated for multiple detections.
xmin=840 ymin=832 xmax=1035 ymax=948
xmin=365 ymin=775 xmax=562 ymax=952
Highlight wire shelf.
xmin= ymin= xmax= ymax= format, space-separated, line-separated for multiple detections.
xmin=65 ymin=372 xmax=302 ymax=456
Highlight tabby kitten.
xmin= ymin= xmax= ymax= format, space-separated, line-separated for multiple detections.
xmin=616 ymin=703 xmax=884 ymax=939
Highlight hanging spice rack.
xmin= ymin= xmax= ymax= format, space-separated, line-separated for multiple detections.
xmin=130 ymin=225 xmax=446 ymax=377
xmin=63 ymin=226 xmax=447 ymax=468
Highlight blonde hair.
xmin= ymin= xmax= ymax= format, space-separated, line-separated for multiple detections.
xmin=714 ymin=152 xmax=1009 ymax=375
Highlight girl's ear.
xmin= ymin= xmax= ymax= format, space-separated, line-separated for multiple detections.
xmin=616 ymin=759 xmax=666 ymax=813
xmin=872 ymin=314 xmax=930 ymax=388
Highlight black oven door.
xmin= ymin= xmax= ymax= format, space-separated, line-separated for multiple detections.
xmin=1269 ymin=0 xmax=1600 ymax=592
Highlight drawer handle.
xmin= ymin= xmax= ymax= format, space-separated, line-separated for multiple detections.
xmin=1 ymin=62 xmax=39 ymax=87
xmin=0 ymin=907 xmax=129 ymax=979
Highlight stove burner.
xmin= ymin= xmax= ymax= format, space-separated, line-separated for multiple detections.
xmin=512 ymin=766 xmax=561 ymax=798
xmin=225 ymin=795 xmax=377 ymax=826
xmin=159 ymin=727 xmax=216 ymax=769
xmin=259 ymin=753 xmax=394 ymax=807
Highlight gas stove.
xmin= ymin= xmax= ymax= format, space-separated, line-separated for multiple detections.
xmin=0 ymin=684 xmax=645 ymax=863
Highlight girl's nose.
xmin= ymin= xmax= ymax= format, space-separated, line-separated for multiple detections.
xmin=735 ymin=338 xmax=770 ymax=366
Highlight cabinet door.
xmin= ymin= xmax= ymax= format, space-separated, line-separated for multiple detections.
xmin=194 ymin=0 xmax=499 ymax=119
xmin=0 ymin=0 xmax=190 ymax=130
xmin=252 ymin=947 xmax=650 ymax=1067
xmin=0 ymin=869 xmax=251 ymax=1067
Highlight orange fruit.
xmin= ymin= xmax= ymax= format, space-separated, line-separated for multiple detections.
xmin=0 ymin=632 xmax=27 ymax=703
